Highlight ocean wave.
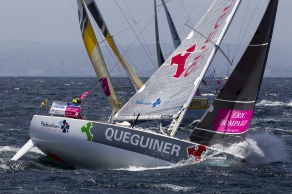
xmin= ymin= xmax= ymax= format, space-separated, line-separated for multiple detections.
xmin=244 ymin=133 xmax=289 ymax=164
xmin=152 ymin=184 xmax=196 ymax=192
xmin=256 ymin=100 xmax=292 ymax=107
xmin=249 ymin=127 xmax=292 ymax=135
xmin=0 ymin=146 xmax=19 ymax=153
xmin=115 ymin=158 xmax=195 ymax=172
xmin=203 ymin=131 xmax=290 ymax=165
xmin=0 ymin=146 xmax=44 ymax=155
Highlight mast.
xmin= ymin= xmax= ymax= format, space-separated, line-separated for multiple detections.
xmin=83 ymin=0 xmax=144 ymax=91
xmin=161 ymin=0 xmax=181 ymax=49
xmin=189 ymin=0 xmax=279 ymax=147
xmin=154 ymin=0 xmax=165 ymax=67
xmin=77 ymin=0 xmax=122 ymax=113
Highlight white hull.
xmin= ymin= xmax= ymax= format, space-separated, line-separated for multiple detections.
xmin=28 ymin=115 xmax=235 ymax=169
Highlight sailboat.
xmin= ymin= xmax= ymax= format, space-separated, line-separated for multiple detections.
xmin=11 ymin=0 xmax=278 ymax=169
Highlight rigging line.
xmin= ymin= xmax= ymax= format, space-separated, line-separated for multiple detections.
xmin=178 ymin=0 xmax=195 ymax=30
xmin=97 ymin=24 xmax=138 ymax=45
xmin=185 ymin=23 xmax=233 ymax=66
xmin=68 ymin=0 xmax=78 ymax=18
xmin=91 ymin=16 xmax=126 ymax=78
xmin=83 ymin=3 xmax=127 ymax=79
xmin=114 ymin=0 xmax=157 ymax=71
xmin=181 ymin=0 xmax=213 ymax=36
xmin=232 ymin=0 xmax=251 ymax=62
xmin=232 ymin=0 xmax=261 ymax=62
xmin=121 ymin=0 xmax=157 ymax=70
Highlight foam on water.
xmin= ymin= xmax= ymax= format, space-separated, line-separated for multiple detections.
xmin=116 ymin=158 xmax=196 ymax=171
xmin=0 ymin=145 xmax=44 ymax=156
xmin=0 ymin=146 xmax=20 ymax=153
xmin=152 ymin=184 xmax=196 ymax=192
xmin=256 ymin=100 xmax=292 ymax=107
xmin=244 ymin=132 xmax=289 ymax=164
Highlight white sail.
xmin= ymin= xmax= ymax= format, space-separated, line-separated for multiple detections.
xmin=113 ymin=0 xmax=240 ymax=122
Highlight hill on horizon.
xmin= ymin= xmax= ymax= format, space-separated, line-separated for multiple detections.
xmin=0 ymin=40 xmax=291 ymax=77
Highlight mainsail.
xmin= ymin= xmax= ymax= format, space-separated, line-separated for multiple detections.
xmin=161 ymin=0 xmax=181 ymax=49
xmin=83 ymin=0 xmax=144 ymax=91
xmin=77 ymin=0 xmax=122 ymax=112
xmin=155 ymin=0 xmax=181 ymax=67
xmin=154 ymin=0 xmax=165 ymax=67
xmin=189 ymin=0 xmax=278 ymax=147
xmin=113 ymin=0 xmax=240 ymax=126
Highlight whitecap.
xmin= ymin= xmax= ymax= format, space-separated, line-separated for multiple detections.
xmin=115 ymin=158 xmax=195 ymax=172
xmin=153 ymin=184 xmax=196 ymax=192
xmin=0 ymin=146 xmax=44 ymax=155
xmin=244 ymin=132 xmax=289 ymax=164
xmin=256 ymin=100 xmax=291 ymax=107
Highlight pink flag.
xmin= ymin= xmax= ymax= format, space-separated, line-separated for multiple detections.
xmin=79 ymin=90 xmax=92 ymax=100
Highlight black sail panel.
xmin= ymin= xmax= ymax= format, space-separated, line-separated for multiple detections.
xmin=189 ymin=0 xmax=278 ymax=147
xmin=155 ymin=0 xmax=165 ymax=67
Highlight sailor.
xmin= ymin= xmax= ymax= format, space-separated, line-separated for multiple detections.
xmin=71 ymin=98 xmax=82 ymax=119
xmin=72 ymin=98 xmax=82 ymax=105
xmin=40 ymin=99 xmax=48 ymax=109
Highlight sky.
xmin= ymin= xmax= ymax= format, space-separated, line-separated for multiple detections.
xmin=0 ymin=0 xmax=291 ymax=77
xmin=0 ymin=0 xmax=291 ymax=47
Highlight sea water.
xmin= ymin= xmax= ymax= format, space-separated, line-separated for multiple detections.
xmin=0 ymin=77 xmax=291 ymax=193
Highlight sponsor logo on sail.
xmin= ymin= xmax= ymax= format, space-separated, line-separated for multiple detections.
xmin=135 ymin=100 xmax=152 ymax=106
xmin=213 ymin=109 xmax=253 ymax=133
xmin=105 ymin=128 xmax=181 ymax=156
xmin=152 ymin=98 xmax=161 ymax=108
xmin=135 ymin=98 xmax=161 ymax=108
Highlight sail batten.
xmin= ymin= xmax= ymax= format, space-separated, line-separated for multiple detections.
xmin=189 ymin=0 xmax=279 ymax=147
xmin=216 ymin=99 xmax=255 ymax=103
xmin=113 ymin=0 xmax=240 ymax=123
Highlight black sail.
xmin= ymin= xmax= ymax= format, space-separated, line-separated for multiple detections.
xmin=155 ymin=0 xmax=165 ymax=67
xmin=188 ymin=0 xmax=278 ymax=147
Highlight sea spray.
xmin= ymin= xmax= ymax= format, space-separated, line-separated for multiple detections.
xmin=245 ymin=132 xmax=289 ymax=164
xmin=256 ymin=100 xmax=292 ymax=107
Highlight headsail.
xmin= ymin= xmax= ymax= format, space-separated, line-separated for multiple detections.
xmin=113 ymin=0 xmax=240 ymax=126
xmin=154 ymin=0 xmax=165 ymax=67
xmin=83 ymin=0 xmax=144 ymax=91
xmin=189 ymin=0 xmax=278 ymax=147
xmin=77 ymin=0 xmax=122 ymax=112
xmin=161 ymin=0 xmax=181 ymax=49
